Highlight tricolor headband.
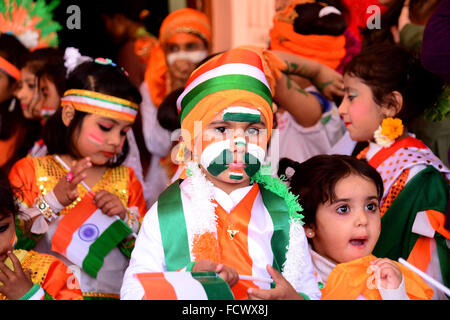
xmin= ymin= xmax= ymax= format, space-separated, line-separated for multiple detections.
xmin=61 ymin=89 xmax=139 ymax=122
xmin=0 ymin=56 xmax=21 ymax=80
xmin=176 ymin=48 xmax=273 ymax=123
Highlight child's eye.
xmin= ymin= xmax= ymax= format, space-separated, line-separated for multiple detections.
xmin=0 ymin=224 xmax=10 ymax=233
xmin=366 ymin=202 xmax=379 ymax=212
xmin=99 ymin=124 xmax=112 ymax=132
xmin=336 ymin=205 xmax=349 ymax=215
xmin=347 ymin=93 xmax=358 ymax=102
xmin=246 ymin=127 xmax=260 ymax=135
xmin=215 ymin=127 xmax=227 ymax=134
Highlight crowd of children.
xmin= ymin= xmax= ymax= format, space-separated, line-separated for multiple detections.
xmin=0 ymin=0 xmax=448 ymax=300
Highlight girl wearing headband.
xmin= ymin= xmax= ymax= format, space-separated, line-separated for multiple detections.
xmin=9 ymin=59 xmax=147 ymax=300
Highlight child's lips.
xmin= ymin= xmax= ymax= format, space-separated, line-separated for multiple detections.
xmin=349 ymin=237 xmax=368 ymax=247
xmin=101 ymin=151 xmax=115 ymax=158
xmin=229 ymin=162 xmax=245 ymax=170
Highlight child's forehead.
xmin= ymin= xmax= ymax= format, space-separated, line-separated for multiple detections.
xmin=209 ymin=106 xmax=267 ymax=125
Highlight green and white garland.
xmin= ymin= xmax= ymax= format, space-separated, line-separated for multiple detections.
xmin=183 ymin=161 xmax=306 ymax=288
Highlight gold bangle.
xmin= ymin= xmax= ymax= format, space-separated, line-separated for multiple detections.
xmin=34 ymin=195 xmax=56 ymax=221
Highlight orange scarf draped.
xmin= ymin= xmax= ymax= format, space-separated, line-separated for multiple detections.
xmin=269 ymin=5 xmax=346 ymax=70
xmin=321 ymin=255 xmax=433 ymax=300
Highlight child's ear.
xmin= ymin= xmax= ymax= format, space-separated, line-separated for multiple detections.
xmin=61 ymin=104 xmax=75 ymax=127
xmin=381 ymin=91 xmax=403 ymax=118
xmin=305 ymin=225 xmax=315 ymax=239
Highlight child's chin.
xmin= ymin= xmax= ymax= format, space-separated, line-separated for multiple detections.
xmin=220 ymin=172 xmax=250 ymax=184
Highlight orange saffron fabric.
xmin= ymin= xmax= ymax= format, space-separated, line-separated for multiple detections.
xmin=0 ymin=250 xmax=83 ymax=300
xmin=321 ymin=255 xmax=433 ymax=300
xmin=269 ymin=5 xmax=346 ymax=70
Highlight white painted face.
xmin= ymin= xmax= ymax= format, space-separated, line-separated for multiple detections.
xmin=199 ymin=106 xmax=267 ymax=183
xmin=166 ymin=50 xmax=208 ymax=66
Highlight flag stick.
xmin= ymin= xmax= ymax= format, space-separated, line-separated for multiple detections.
xmin=239 ymin=274 xmax=273 ymax=283
xmin=53 ymin=155 xmax=138 ymax=238
xmin=398 ymin=258 xmax=450 ymax=297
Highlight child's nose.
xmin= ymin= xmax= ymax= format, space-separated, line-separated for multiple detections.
xmin=337 ymin=99 xmax=347 ymax=115
xmin=230 ymin=131 xmax=246 ymax=152
xmin=107 ymin=132 xmax=122 ymax=147
xmin=355 ymin=209 xmax=369 ymax=227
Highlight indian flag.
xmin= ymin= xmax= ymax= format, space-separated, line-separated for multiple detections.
xmin=51 ymin=193 xmax=132 ymax=278
xmin=135 ymin=272 xmax=235 ymax=300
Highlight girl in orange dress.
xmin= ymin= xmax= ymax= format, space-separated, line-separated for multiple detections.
xmin=9 ymin=58 xmax=147 ymax=299
xmin=0 ymin=171 xmax=82 ymax=300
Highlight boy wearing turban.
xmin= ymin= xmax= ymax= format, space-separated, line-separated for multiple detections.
xmin=121 ymin=47 xmax=322 ymax=300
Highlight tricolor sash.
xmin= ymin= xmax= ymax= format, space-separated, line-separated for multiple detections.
xmin=157 ymin=180 xmax=290 ymax=293
xmin=372 ymin=166 xmax=450 ymax=287
xmin=135 ymin=272 xmax=234 ymax=300
xmin=366 ymin=137 xmax=450 ymax=201
xmin=51 ymin=192 xmax=133 ymax=278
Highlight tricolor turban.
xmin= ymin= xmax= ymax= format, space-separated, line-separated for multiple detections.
xmin=176 ymin=46 xmax=286 ymax=150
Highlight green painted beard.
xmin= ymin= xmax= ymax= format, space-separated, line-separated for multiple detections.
xmin=200 ymin=140 xmax=265 ymax=179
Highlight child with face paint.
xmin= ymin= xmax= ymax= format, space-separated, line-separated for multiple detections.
xmin=8 ymin=59 xmax=147 ymax=299
xmin=121 ymin=47 xmax=321 ymax=300
xmin=0 ymin=171 xmax=83 ymax=300
xmin=138 ymin=8 xmax=212 ymax=207
xmin=0 ymin=0 xmax=62 ymax=166
xmin=15 ymin=48 xmax=67 ymax=157
xmin=277 ymin=155 xmax=433 ymax=300
xmin=338 ymin=45 xmax=450 ymax=299
xmin=0 ymin=33 xmax=35 ymax=174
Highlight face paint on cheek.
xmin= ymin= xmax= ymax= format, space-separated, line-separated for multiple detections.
xmin=166 ymin=50 xmax=208 ymax=66
xmin=200 ymin=140 xmax=233 ymax=177
xmin=244 ymin=143 xmax=265 ymax=177
xmin=87 ymin=130 xmax=105 ymax=147
xmin=41 ymin=106 xmax=57 ymax=118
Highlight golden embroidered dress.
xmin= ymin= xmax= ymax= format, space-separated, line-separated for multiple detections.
xmin=8 ymin=155 xmax=147 ymax=299
xmin=0 ymin=249 xmax=83 ymax=300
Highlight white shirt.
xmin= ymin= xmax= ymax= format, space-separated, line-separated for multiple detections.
xmin=121 ymin=181 xmax=321 ymax=300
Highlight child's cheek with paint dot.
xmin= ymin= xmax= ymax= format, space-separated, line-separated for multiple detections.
xmin=87 ymin=129 xmax=105 ymax=148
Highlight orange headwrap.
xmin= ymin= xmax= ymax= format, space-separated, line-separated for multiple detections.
xmin=144 ymin=8 xmax=212 ymax=107
xmin=269 ymin=3 xmax=346 ymax=70
xmin=177 ymin=46 xmax=286 ymax=152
